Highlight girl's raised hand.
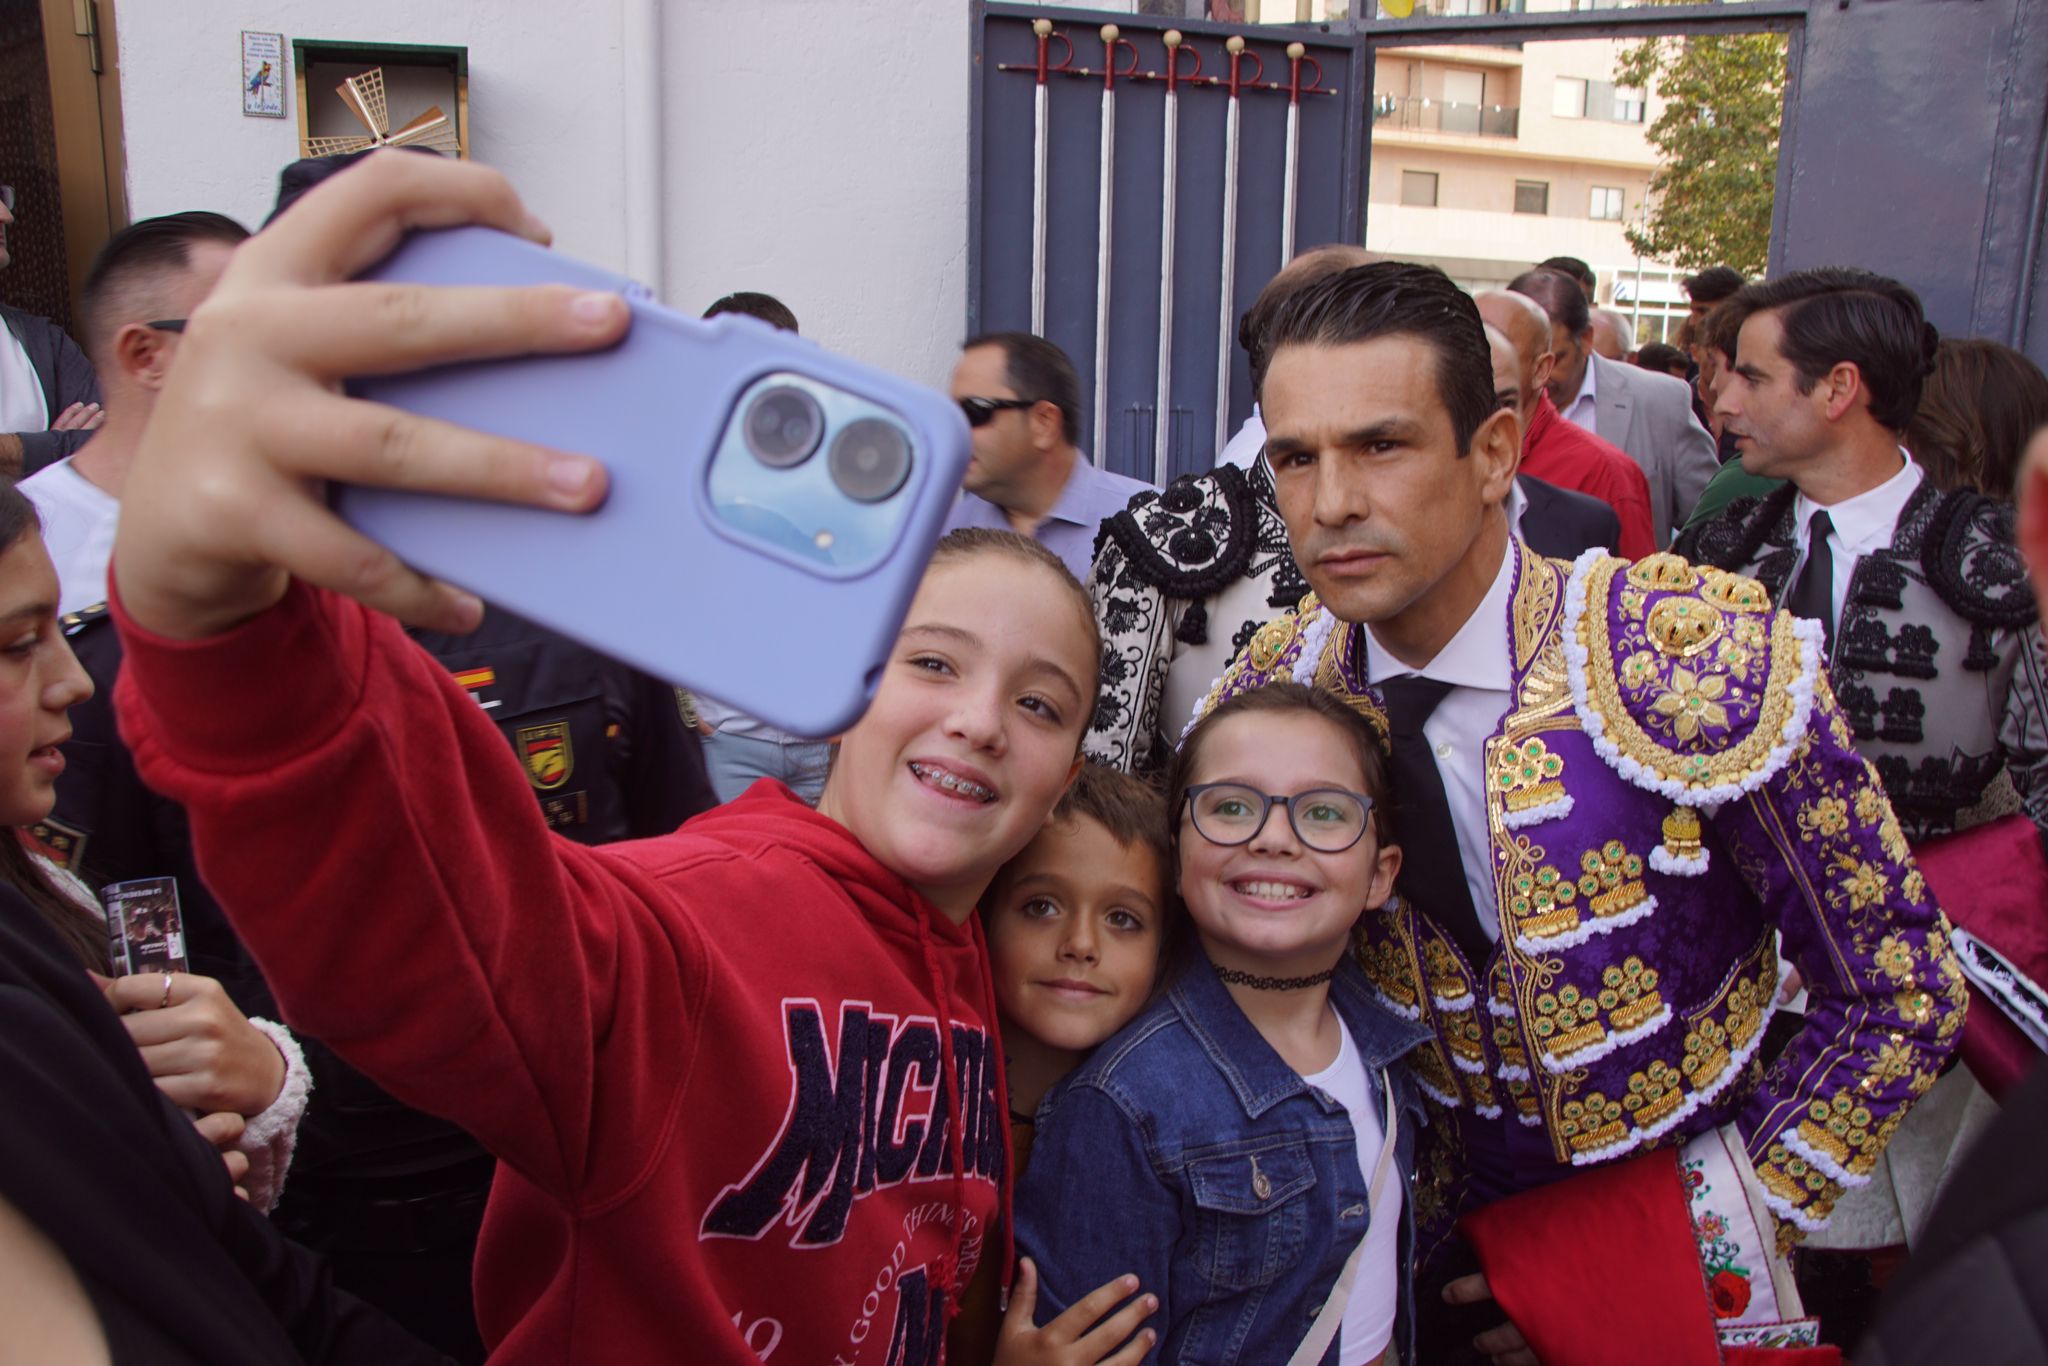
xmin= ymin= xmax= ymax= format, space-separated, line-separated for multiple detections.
xmin=995 ymin=1258 xmax=1157 ymax=1365
xmin=103 ymin=971 xmax=285 ymax=1117
xmin=112 ymin=150 xmax=627 ymax=643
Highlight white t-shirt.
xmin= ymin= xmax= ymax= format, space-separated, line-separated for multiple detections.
xmin=1301 ymin=1017 xmax=1399 ymax=1365
xmin=19 ymin=458 xmax=120 ymax=615
xmin=0 ymin=323 xmax=48 ymax=435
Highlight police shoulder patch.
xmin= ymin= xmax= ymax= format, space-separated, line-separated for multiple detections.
xmin=517 ymin=721 xmax=574 ymax=790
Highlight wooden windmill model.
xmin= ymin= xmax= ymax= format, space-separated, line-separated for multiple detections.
xmin=304 ymin=68 xmax=463 ymax=157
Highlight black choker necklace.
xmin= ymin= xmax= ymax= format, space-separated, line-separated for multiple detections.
xmin=1215 ymin=963 xmax=1339 ymax=991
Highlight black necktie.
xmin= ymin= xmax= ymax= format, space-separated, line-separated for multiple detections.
xmin=1786 ymin=509 xmax=1835 ymax=658
xmin=1378 ymin=674 xmax=1492 ymax=971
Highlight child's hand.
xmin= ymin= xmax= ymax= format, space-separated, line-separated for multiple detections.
xmin=113 ymin=149 xmax=626 ymax=642
xmin=995 ymin=1257 xmax=1157 ymax=1365
xmin=104 ymin=972 xmax=285 ymax=1117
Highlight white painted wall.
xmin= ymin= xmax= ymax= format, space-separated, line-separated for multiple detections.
xmin=115 ymin=0 xmax=970 ymax=386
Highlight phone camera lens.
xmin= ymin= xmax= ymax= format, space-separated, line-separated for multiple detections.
xmin=828 ymin=419 xmax=913 ymax=503
xmin=744 ymin=385 xmax=825 ymax=468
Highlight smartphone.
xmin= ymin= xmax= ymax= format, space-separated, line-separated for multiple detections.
xmin=335 ymin=226 xmax=970 ymax=738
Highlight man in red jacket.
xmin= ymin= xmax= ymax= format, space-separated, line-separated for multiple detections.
xmin=1478 ymin=288 xmax=1656 ymax=559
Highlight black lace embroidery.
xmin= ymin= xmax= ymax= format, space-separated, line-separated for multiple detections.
xmin=1921 ymin=488 xmax=2037 ymax=631
xmin=1877 ymin=686 xmax=1926 ymax=744
xmin=1098 ymin=464 xmax=1259 ymax=607
xmin=1837 ymin=681 xmax=1880 ymax=740
xmin=1679 ymin=485 xmax=1799 ymax=575
xmin=1876 ymin=749 xmax=2008 ymax=841
xmin=1840 ymin=617 xmax=1939 ymax=679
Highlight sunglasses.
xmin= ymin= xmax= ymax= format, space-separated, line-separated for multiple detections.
xmin=144 ymin=319 xmax=187 ymax=333
xmin=957 ymin=396 xmax=1036 ymax=428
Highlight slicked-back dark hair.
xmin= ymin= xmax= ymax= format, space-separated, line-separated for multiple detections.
xmin=78 ymin=210 xmax=250 ymax=360
xmin=1722 ymin=267 xmax=1937 ymax=432
xmin=961 ymin=331 xmax=1082 ymax=446
xmin=1239 ymin=244 xmax=1378 ymax=395
xmin=1538 ymin=255 xmax=1596 ymax=296
xmin=1683 ymin=265 xmax=1746 ymax=305
xmin=1256 ymin=260 xmax=1498 ymax=456
xmin=704 ymin=291 xmax=798 ymax=334
xmin=1507 ymin=267 xmax=1590 ymax=338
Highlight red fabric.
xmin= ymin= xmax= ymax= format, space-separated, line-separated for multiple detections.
xmin=1462 ymin=1150 xmax=1723 ymax=1366
xmin=1915 ymin=813 xmax=2048 ymax=1099
xmin=111 ymin=579 xmax=1003 ymax=1366
xmin=1724 ymin=1349 xmax=1842 ymax=1365
xmin=1522 ymin=393 xmax=1660 ymax=559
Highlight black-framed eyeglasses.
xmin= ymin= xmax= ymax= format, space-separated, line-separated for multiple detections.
xmin=1181 ymin=782 xmax=1376 ymax=854
xmin=143 ymin=320 xmax=186 ymax=333
xmin=0 ymin=185 xmax=13 ymax=213
xmin=958 ymin=396 xmax=1035 ymax=428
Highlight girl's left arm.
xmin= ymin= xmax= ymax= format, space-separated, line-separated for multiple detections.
xmin=1013 ymin=1082 xmax=1176 ymax=1361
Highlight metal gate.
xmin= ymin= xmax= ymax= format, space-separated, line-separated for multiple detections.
xmin=969 ymin=0 xmax=2048 ymax=483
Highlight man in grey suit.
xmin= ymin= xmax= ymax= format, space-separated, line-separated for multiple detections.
xmin=1511 ymin=267 xmax=1717 ymax=547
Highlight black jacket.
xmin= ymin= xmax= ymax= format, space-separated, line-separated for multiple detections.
xmin=0 ymin=880 xmax=448 ymax=1364
xmin=1517 ymin=472 xmax=1623 ymax=561
xmin=0 ymin=301 xmax=101 ymax=473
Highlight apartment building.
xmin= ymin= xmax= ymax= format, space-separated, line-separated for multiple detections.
xmin=1371 ymin=39 xmax=1692 ymax=341
xmin=1236 ymin=0 xmax=1694 ymax=342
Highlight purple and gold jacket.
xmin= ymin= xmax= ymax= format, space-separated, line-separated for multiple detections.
xmin=1192 ymin=542 xmax=1966 ymax=1243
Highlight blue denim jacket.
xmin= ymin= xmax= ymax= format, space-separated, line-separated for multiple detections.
xmin=1015 ymin=950 xmax=1431 ymax=1365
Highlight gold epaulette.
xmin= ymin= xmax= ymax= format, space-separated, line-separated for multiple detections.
xmin=1562 ymin=550 xmax=1822 ymax=808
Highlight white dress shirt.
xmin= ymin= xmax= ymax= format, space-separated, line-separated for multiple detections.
xmin=1363 ymin=540 xmax=1516 ymax=940
xmin=18 ymin=457 xmax=118 ymax=615
xmin=0 ymin=324 xmax=47 ymax=435
xmin=1558 ymin=358 xmax=1598 ymax=433
xmin=1218 ymin=406 xmax=1265 ymax=469
xmin=1788 ymin=452 xmax=1922 ymax=631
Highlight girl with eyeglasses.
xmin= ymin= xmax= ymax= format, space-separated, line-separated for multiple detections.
xmin=1014 ymin=681 xmax=1427 ymax=1366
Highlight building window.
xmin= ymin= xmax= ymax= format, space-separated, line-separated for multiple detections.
xmin=1400 ymin=170 xmax=1440 ymax=207
xmin=1552 ymin=77 xmax=1587 ymax=120
xmin=1590 ymin=186 xmax=1624 ymax=220
xmin=1514 ymin=180 xmax=1549 ymax=215
xmin=1613 ymin=85 xmax=1645 ymax=123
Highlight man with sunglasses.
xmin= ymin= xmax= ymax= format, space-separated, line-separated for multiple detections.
xmin=0 ymin=183 xmax=105 ymax=478
xmin=943 ymin=331 xmax=1149 ymax=581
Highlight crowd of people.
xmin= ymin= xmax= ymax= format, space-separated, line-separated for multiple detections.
xmin=1 ymin=146 xmax=2045 ymax=1366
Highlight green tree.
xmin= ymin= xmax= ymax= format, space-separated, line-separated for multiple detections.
xmin=1616 ymin=30 xmax=1786 ymax=278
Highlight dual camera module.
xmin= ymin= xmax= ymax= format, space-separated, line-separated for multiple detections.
xmin=743 ymin=384 xmax=912 ymax=504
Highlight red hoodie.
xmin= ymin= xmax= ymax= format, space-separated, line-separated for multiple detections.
xmin=1520 ymin=392 xmax=1658 ymax=559
xmin=112 ymin=580 xmax=1005 ymax=1366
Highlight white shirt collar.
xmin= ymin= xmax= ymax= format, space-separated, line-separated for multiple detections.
xmin=1559 ymin=354 xmax=1599 ymax=427
xmin=1793 ymin=451 xmax=1922 ymax=555
xmin=1505 ymin=478 xmax=1528 ymax=539
xmin=1363 ymin=538 xmax=1516 ymax=692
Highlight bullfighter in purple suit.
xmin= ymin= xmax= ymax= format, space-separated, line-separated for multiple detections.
xmin=1187 ymin=261 xmax=1962 ymax=1361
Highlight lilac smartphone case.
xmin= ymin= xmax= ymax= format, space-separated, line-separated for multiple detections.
xmin=336 ymin=226 xmax=970 ymax=738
